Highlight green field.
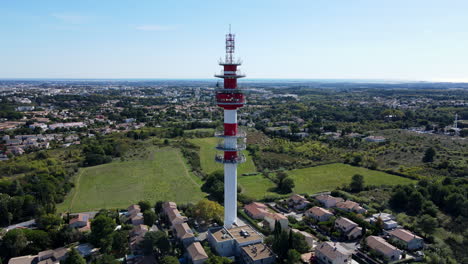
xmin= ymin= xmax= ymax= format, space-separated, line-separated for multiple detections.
xmin=288 ymin=163 xmax=415 ymax=194
xmin=188 ymin=137 xmax=257 ymax=175
xmin=57 ymin=147 xmax=206 ymax=213
xmin=238 ymin=174 xmax=278 ymax=200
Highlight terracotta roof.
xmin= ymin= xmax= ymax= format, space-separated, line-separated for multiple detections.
xmin=316 ymin=242 xmax=351 ymax=260
xmin=389 ymin=229 xmax=422 ymax=242
xmin=187 ymin=242 xmax=208 ymax=261
xmin=316 ymin=195 xmax=343 ymax=204
xmin=308 ymin=206 xmax=333 ymax=217
xmin=366 ymin=236 xmax=399 ymax=255
xmin=128 ymin=204 xmax=141 ymax=213
xmin=8 ymin=255 xmax=36 ymax=264
xmin=265 ymin=212 xmax=287 ymax=220
xmin=336 ymin=200 xmax=366 ymax=213
xmin=335 ymin=217 xmax=358 ymax=230
xmin=174 ymin=223 xmax=194 ymax=240
xmin=162 ymin=201 xmax=177 ymax=210
xmin=289 ymin=194 xmax=306 ymax=202
xmin=244 ymin=203 xmax=269 ymax=218
xmin=348 ymin=226 xmax=363 ymax=237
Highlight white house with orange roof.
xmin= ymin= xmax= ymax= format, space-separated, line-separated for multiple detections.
xmin=389 ymin=229 xmax=424 ymax=250
xmin=315 ymin=195 xmax=344 ymax=208
xmin=288 ymin=194 xmax=310 ymax=210
xmin=366 ymin=236 xmax=402 ymax=261
xmin=264 ymin=212 xmax=289 ymax=231
xmin=244 ymin=202 xmax=269 ymax=220
xmin=306 ymin=206 xmax=334 ymax=222
xmin=315 ymin=242 xmax=352 ymax=264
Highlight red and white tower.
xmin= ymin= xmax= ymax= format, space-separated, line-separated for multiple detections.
xmin=214 ymin=29 xmax=246 ymax=229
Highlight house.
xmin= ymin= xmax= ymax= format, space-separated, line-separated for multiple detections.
xmin=366 ymin=236 xmax=401 ymax=261
xmin=130 ymin=225 xmax=148 ymax=255
xmin=315 ymin=195 xmax=343 ymax=208
xmin=174 ymin=223 xmax=195 ymax=246
xmin=9 ymin=248 xmax=69 ymax=264
xmin=334 ymin=217 xmax=362 ymax=240
xmin=315 ymin=242 xmax=352 ymax=264
xmin=369 ymin=213 xmax=398 ymax=230
xmin=306 ymin=207 xmax=333 ymax=222
xmin=162 ymin=201 xmax=188 ymax=226
xmin=187 ymin=242 xmax=209 ymax=264
xmin=264 ymin=213 xmax=289 ymax=231
xmin=69 ymin=213 xmax=91 ymax=232
xmin=389 ymin=229 xmax=424 ymax=250
xmin=288 ymin=194 xmax=310 ymax=210
xmin=335 ymin=201 xmax=367 ymax=214
xmin=128 ymin=204 xmax=141 ymax=216
xmin=130 ymin=214 xmax=144 ymax=226
xmin=240 ymin=243 xmax=276 ymax=264
xmin=291 ymin=229 xmax=317 ymax=249
xmin=8 ymin=255 xmax=36 ymax=264
xmin=244 ymin=202 xmax=269 ymax=220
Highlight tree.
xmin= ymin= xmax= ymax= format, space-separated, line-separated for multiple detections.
xmin=111 ymin=231 xmax=129 ymax=257
xmin=289 ymin=232 xmax=310 ymax=253
xmin=350 ymin=174 xmax=364 ymax=192
xmin=286 ymin=249 xmax=301 ymax=264
xmin=90 ymin=215 xmax=116 ymax=249
xmin=281 ymin=178 xmax=295 ymax=194
xmin=143 ymin=210 xmax=157 ymax=226
xmin=407 ymin=191 xmax=424 ymax=215
xmin=2 ymin=229 xmax=27 ymax=258
xmin=417 ymin=214 xmax=437 ymax=236
xmin=193 ymin=199 xmax=223 ymax=223
xmin=92 ymin=254 xmax=119 ymax=264
xmin=37 ymin=213 xmax=62 ymax=231
xmin=63 ymin=248 xmax=86 ymax=264
xmin=205 ymin=256 xmax=233 ymax=264
xmin=423 ymin=147 xmax=436 ymax=163
xmin=138 ymin=200 xmax=152 ymax=212
xmin=142 ymin=231 xmax=171 ymax=257
xmin=160 ymin=256 xmax=179 ymax=264
xmin=389 ymin=188 xmax=409 ymax=211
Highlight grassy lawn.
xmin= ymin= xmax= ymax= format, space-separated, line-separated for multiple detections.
xmin=57 ymin=147 xmax=206 ymax=213
xmin=238 ymin=175 xmax=279 ymax=200
xmin=188 ymin=137 xmax=257 ymax=175
xmin=288 ymin=163 xmax=415 ymax=194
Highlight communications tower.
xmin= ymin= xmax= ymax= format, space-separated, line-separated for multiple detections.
xmin=214 ymin=28 xmax=246 ymax=229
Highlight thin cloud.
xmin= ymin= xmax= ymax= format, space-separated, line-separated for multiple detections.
xmin=135 ymin=25 xmax=174 ymax=31
xmin=51 ymin=13 xmax=88 ymax=24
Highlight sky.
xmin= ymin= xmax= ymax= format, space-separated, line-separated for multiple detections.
xmin=1 ymin=0 xmax=467 ymax=81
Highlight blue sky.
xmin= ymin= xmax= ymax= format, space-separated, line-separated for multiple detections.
xmin=1 ymin=0 xmax=467 ymax=81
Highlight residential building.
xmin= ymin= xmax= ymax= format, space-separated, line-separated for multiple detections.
xmin=264 ymin=213 xmax=289 ymax=231
xmin=315 ymin=242 xmax=352 ymax=264
xmin=306 ymin=207 xmax=334 ymax=222
xmin=369 ymin=213 xmax=398 ymax=230
xmin=187 ymin=242 xmax=209 ymax=264
xmin=288 ymin=194 xmax=310 ymax=210
xmin=162 ymin=201 xmax=188 ymax=226
xmin=366 ymin=236 xmax=401 ymax=261
xmin=244 ymin=202 xmax=269 ymax=220
xmin=69 ymin=213 xmax=91 ymax=232
xmin=335 ymin=200 xmax=367 ymax=214
xmin=334 ymin=217 xmax=363 ymax=240
xmin=315 ymin=195 xmax=343 ymax=208
xmin=174 ymin=223 xmax=195 ymax=246
xmin=389 ymin=229 xmax=424 ymax=250
xmin=291 ymin=229 xmax=317 ymax=249
xmin=240 ymin=243 xmax=276 ymax=264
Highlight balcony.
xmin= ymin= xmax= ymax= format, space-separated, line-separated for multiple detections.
xmin=218 ymin=58 xmax=242 ymax=65
xmin=214 ymin=130 xmax=246 ymax=138
xmin=215 ymin=154 xmax=246 ymax=164
xmin=215 ymin=143 xmax=246 ymax=151
xmin=214 ymin=70 xmax=246 ymax=78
